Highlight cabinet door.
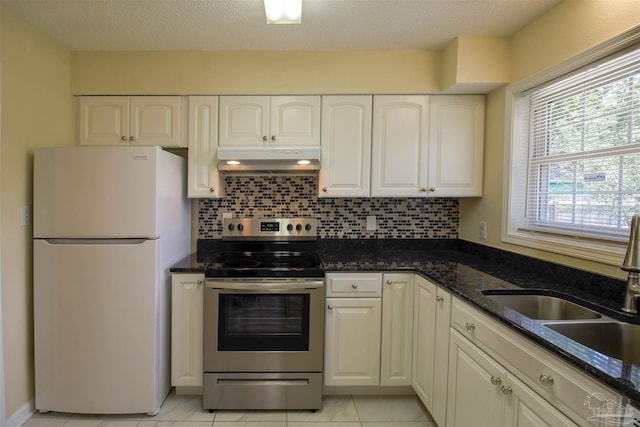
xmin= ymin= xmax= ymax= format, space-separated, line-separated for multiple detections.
xmin=428 ymin=95 xmax=484 ymax=197
xmin=412 ymin=276 xmax=437 ymax=409
xmin=371 ymin=95 xmax=429 ymax=197
xmin=447 ymin=329 xmax=506 ymax=427
xmin=218 ymin=96 xmax=270 ymax=146
xmin=319 ymin=96 xmax=372 ymax=197
xmin=324 ymin=298 xmax=381 ymax=386
xmin=171 ymin=273 xmax=204 ymax=387
xmin=503 ymin=374 xmax=578 ymax=427
xmin=270 ymin=96 xmax=320 ymax=146
xmin=78 ymin=96 xmax=129 ymax=146
xmin=129 ymin=96 xmax=185 ymax=147
xmin=432 ymin=287 xmax=452 ymax=427
xmin=188 ymin=96 xmax=224 ymax=198
xmin=381 ymin=273 xmax=414 ymax=386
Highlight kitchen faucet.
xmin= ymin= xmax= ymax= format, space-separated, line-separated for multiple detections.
xmin=622 ymin=214 xmax=640 ymax=314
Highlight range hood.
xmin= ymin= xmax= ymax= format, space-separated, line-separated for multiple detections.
xmin=217 ymin=146 xmax=321 ymax=175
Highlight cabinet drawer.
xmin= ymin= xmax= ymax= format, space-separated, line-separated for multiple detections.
xmin=452 ymin=297 xmax=621 ymax=426
xmin=325 ymin=273 xmax=382 ymax=297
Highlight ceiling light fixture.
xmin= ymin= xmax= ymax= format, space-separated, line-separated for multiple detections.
xmin=264 ymin=0 xmax=302 ymax=24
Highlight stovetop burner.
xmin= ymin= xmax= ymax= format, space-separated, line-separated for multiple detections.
xmin=205 ymin=218 xmax=324 ymax=278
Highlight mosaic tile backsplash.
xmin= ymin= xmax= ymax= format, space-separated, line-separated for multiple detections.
xmin=198 ymin=176 xmax=459 ymax=239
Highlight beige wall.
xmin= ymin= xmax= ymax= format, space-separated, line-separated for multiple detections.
xmin=0 ymin=5 xmax=73 ymax=419
xmin=71 ymin=50 xmax=441 ymax=95
xmin=459 ymin=0 xmax=640 ymax=280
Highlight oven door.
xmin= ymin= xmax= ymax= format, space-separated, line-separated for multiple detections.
xmin=203 ymin=278 xmax=324 ymax=373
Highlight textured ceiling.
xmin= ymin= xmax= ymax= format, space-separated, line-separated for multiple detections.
xmin=0 ymin=0 xmax=562 ymax=51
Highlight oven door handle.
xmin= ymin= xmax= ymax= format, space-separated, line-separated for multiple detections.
xmin=206 ymin=279 xmax=324 ymax=291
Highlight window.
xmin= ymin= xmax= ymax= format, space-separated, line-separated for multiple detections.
xmin=504 ymin=37 xmax=640 ymax=264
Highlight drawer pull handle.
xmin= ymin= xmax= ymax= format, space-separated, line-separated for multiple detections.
xmin=465 ymin=322 xmax=476 ymax=332
xmin=500 ymin=385 xmax=513 ymax=395
xmin=436 ymin=296 xmax=444 ymax=303
xmin=490 ymin=376 xmax=502 ymax=386
xmin=351 ymin=283 xmax=358 ymax=289
xmin=539 ymin=374 xmax=554 ymax=387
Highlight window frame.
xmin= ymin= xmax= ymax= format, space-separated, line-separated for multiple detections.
xmin=502 ymin=28 xmax=640 ymax=266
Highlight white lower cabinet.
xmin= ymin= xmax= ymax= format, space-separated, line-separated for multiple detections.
xmin=447 ymin=329 xmax=577 ymax=427
xmin=324 ymin=272 xmax=382 ymax=386
xmin=381 ymin=273 xmax=415 ymax=386
xmin=324 ymin=272 xmax=415 ymax=388
xmin=450 ymin=297 xmax=622 ymax=427
xmin=412 ymin=276 xmax=451 ymax=427
xmin=171 ymin=273 xmax=204 ymax=388
xmin=324 ymin=296 xmax=382 ymax=386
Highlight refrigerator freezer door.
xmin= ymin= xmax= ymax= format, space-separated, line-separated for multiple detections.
xmin=34 ymin=146 xmax=159 ymax=238
xmin=33 ymin=238 xmax=168 ymax=414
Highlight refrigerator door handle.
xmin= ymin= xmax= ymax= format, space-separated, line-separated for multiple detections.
xmin=41 ymin=238 xmax=150 ymax=246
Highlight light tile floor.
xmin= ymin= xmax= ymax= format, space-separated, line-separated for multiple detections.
xmin=23 ymin=392 xmax=436 ymax=427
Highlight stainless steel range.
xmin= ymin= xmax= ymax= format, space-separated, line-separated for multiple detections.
xmin=203 ymin=218 xmax=324 ymax=411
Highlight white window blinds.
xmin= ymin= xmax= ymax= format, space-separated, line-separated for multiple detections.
xmin=522 ymin=47 xmax=640 ymax=241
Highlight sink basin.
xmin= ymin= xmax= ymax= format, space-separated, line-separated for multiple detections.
xmin=546 ymin=322 xmax=640 ymax=365
xmin=482 ymin=291 xmax=602 ymax=320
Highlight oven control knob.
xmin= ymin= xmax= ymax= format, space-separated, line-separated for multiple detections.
xmin=237 ymin=224 xmax=244 ymax=231
xmin=305 ymin=223 xmax=312 ymax=231
xmin=287 ymin=224 xmax=294 ymax=231
xmin=296 ymin=224 xmax=303 ymax=231
xmin=228 ymin=224 xmax=235 ymax=231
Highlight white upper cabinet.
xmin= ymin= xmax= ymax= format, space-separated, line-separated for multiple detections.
xmin=428 ymin=95 xmax=484 ymax=197
xmin=219 ymin=96 xmax=320 ymax=147
xmin=370 ymin=94 xmax=484 ymax=197
xmin=371 ymin=95 xmax=430 ymax=197
xmin=319 ymin=96 xmax=372 ymax=197
xmin=78 ymin=96 xmax=186 ymax=147
xmin=187 ymin=96 xmax=224 ymax=198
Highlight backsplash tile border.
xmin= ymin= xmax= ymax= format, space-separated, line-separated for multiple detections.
xmin=198 ymin=176 xmax=459 ymax=239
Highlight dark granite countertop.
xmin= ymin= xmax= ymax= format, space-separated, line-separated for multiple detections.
xmin=171 ymin=238 xmax=640 ymax=406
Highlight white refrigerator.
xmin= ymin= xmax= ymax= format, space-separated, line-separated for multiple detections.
xmin=33 ymin=146 xmax=191 ymax=415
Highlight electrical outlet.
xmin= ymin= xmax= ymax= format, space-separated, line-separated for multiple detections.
xmin=479 ymin=221 xmax=487 ymax=240
xmin=366 ymin=215 xmax=377 ymax=231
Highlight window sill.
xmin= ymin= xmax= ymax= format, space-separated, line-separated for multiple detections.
xmin=502 ymin=227 xmax=626 ymax=267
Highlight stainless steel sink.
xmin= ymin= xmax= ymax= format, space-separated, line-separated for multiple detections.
xmin=482 ymin=291 xmax=602 ymax=320
xmin=546 ymin=322 xmax=640 ymax=365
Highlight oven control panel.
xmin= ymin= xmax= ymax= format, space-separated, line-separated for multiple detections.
xmin=223 ymin=217 xmax=317 ymax=240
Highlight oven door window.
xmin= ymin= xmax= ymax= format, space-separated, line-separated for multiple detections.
xmin=218 ymin=293 xmax=310 ymax=351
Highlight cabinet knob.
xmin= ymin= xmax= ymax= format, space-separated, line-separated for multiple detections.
xmin=209 ymin=187 xmax=215 ymax=193
xmin=129 ymin=136 xmax=136 ymax=141
xmin=539 ymin=374 xmax=554 ymax=387
xmin=197 ymin=279 xmax=203 ymax=285
xmin=386 ymin=280 xmax=393 ymax=285
xmin=262 ymin=136 xmax=268 ymax=141
xmin=420 ymin=187 xmax=436 ymax=192
xmin=465 ymin=322 xmax=476 ymax=332
xmin=500 ymin=385 xmax=513 ymax=395
xmin=328 ymin=305 xmax=333 ymax=310
xmin=351 ymin=283 xmax=358 ymax=289
xmin=322 ymin=187 xmax=328 ymax=192
xmin=420 ymin=187 xmax=428 ymax=192
xmin=436 ymin=296 xmax=444 ymax=303
xmin=271 ymin=135 xmax=276 ymax=141
xmin=121 ymin=136 xmax=127 ymax=141
xmin=490 ymin=376 xmax=502 ymax=386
